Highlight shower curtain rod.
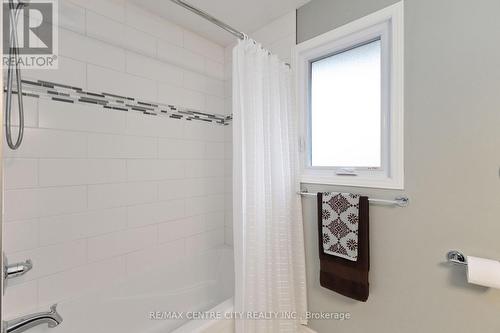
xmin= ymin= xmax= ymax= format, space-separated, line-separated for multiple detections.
xmin=169 ymin=0 xmax=291 ymax=67
xmin=169 ymin=0 xmax=246 ymax=40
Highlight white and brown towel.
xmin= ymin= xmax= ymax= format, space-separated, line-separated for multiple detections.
xmin=318 ymin=192 xmax=370 ymax=302
xmin=321 ymin=193 xmax=360 ymax=261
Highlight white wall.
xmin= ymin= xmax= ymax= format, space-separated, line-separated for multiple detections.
xmin=248 ymin=11 xmax=297 ymax=65
xmin=223 ymin=10 xmax=297 ymax=245
xmin=3 ymin=0 xmax=230 ymax=319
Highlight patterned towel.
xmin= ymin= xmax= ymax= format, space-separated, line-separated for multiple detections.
xmin=321 ymin=192 xmax=360 ymax=261
xmin=317 ymin=192 xmax=370 ymax=301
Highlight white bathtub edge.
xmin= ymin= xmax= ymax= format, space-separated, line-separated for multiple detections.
xmin=172 ymin=297 xmax=317 ymax=333
xmin=300 ymin=324 xmax=317 ymax=333
xmin=171 ymin=298 xmax=234 ymax=333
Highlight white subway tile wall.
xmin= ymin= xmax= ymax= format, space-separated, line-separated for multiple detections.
xmin=3 ymin=96 xmax=227 ymax=317
xmin=3 ymin=0 xmax=229 ymax=319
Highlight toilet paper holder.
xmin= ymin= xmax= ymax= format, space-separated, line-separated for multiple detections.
xmin=447 ymin=250 xmax=467 ymax=266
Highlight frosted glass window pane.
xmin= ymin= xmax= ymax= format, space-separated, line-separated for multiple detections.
xmin=311 ymin=39 xmax=382 ymax=167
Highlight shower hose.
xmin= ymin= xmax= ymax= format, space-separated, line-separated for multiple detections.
xmin=5 ymin=0 xmax=29 ymax=150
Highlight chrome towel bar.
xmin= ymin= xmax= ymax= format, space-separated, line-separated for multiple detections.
xmin=298 ymin=191 xmax=409 ymax=207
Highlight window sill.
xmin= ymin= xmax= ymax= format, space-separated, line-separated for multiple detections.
xmin=300 ymin=174 xmax=404 ymax=190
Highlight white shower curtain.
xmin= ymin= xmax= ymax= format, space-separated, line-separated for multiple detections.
xmin=232 ymin=38 xmax=308 ymax=333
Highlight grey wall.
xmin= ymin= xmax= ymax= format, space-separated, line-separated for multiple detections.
xmin=297 ymin=1 xmax=500 ymax=332
xmin=297 ymin=0 xmax=400 ymax=43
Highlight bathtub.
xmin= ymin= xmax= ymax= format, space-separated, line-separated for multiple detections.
xmin=172 ymin=298 xmax=316 ymax=333
xmin=172 ymin=298 xmax=234 ymax=333
xmin=33 ymin=246 xmax=315 ymax=333
xmin=41 ymin=246 xmax=234 ymax=333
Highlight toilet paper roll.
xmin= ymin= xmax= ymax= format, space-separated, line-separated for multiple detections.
xmin=467 ymin=256 xmax=500 ymax=289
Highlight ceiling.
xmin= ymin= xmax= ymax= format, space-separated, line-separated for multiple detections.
xmin=129 ymin=0 xmax=310 ymax=46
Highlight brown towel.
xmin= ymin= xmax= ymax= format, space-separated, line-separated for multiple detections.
xmin=317 ymin=193 xmax=370 ymax=302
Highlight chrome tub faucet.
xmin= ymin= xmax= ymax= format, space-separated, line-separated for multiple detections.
xmin=3 ymin=304 xmax=63 ymax=333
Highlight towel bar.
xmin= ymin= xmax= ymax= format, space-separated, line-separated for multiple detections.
xmin=298 ymin=191 xmax=409 ymax=207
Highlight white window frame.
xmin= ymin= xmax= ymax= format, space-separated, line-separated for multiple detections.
xmin=294 ymin=2 xmax=404 ymax=189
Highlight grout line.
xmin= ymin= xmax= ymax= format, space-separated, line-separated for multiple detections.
xmin=4 ymin=189 xmax=227 ymax=223
xmin=8 ymin=234 xmax=227 ymax=301
xmin=6 ymin=174 xmax=228 ymax=191
xmin=6 ymin=124 xmax=227 ymax=143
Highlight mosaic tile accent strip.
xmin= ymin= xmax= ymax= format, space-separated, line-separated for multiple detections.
xmin=15 ymin=79 xmax=233 ymax=126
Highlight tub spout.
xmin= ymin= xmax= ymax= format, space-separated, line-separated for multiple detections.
xmin=3 ymin=304 xmax=63 ymax=333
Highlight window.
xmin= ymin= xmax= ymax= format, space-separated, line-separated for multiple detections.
xmin=311 ymin=39 xmax=382 ymax=168
xmin=294 ymin=2 xmax=404 ymax=189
